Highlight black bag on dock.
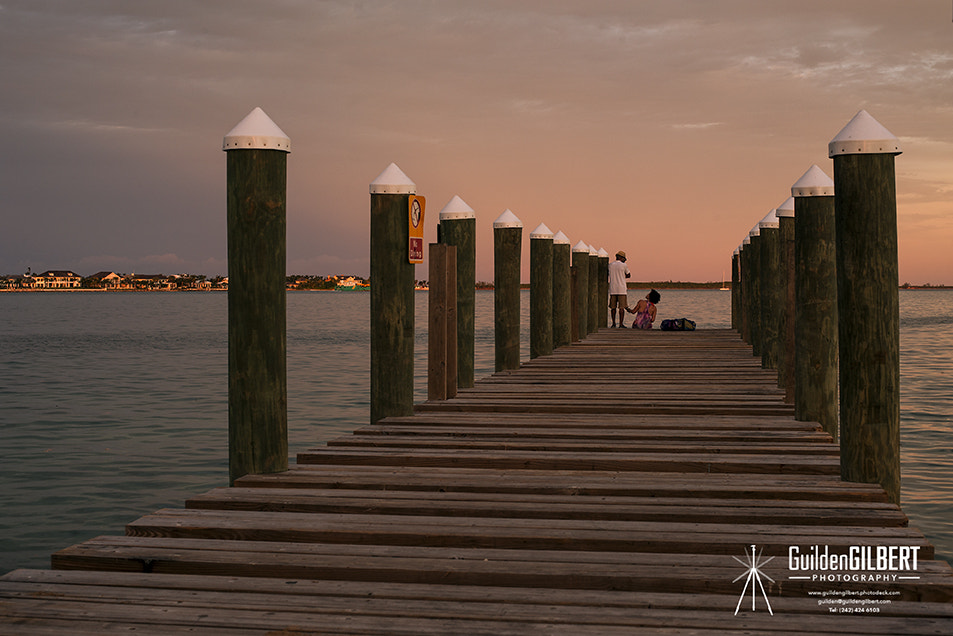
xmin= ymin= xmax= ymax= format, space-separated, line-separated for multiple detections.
xmin=660 ymin=318 xmax=696 ymax=331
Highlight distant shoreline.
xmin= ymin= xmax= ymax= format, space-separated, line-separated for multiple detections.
xmin=4 ymin=284 xmax=951 ymax=293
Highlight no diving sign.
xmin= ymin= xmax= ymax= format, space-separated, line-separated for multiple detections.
xmin=408 ymin=195 xmax=425 ymax=263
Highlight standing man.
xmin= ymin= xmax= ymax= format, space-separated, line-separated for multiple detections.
xmin=608 ymin=250 xmax=631 ymax=328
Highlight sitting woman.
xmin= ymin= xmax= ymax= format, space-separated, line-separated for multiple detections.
xmin=628 ymin=289 xmax=660 ymax=329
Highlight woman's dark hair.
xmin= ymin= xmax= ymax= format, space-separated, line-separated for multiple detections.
xmin=648 ymin=289 xmax=661 ymax=304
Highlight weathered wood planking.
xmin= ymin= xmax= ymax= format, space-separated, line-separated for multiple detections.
xmin=3 ymin=328 xmax=952 ymax=634
xmin=4 ymin=569 xmax=952 ymax=635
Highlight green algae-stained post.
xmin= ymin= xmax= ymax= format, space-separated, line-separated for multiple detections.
xmin=830 ymin=111 xmax=903 ymax=503
xmin=587 ymin=245 xmax=600 ymax=335
xmin=437 ymin=195 xmax=476 ymax=388
xmin=757 ymin=209 xmax=781 ymax=372
xmin=493 ymin=209 xmax=522 ymax=371
xmin=571 ymin=240 xmax=590 ymax=340
xmin=223 ymin=107 xmax=290 ymax=485
xmin=792 ymin=165 xmax=838 ymax=439
xmin=775 ymin=196 xmax=795 ymax=401
xmin=551 ymin=231 xmax=572 ymax=349
xmin=597 ymin=248 xmax=609 ymax=329
xmin=369 ymin=163 xmax=417 ymax=423
xmin=530 ymin=223 xmax=554 ymax=359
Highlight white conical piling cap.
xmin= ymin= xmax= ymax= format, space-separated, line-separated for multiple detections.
xmin=493 ymin=209 xmax=522 ymax=228
xmin=758 ymin=208 xmax=779 ymax=230
xmin=743 ymin=235 xmax=751 ymax=245
xmin=223 ymin=107 xmax=291 ymax=152
xmin=733 ymin=247 xmax=740 ymax=256
xmin=791 ymin=164 xmax=835 ymax=197
xmin=749 ymin=223 xmax=761 ymax=238
xmin=775 ymin=196 xmax=795 ymax=219
xmin=530 ymin=222 xmax=553 ymax=239
xmin=552 ymin=230 xmax=570 ymax=245
xmin=588 ymin=244 xmax=598 ymax=256
xmin=370 ymin=163 xmax=416 ymax=194
xmin=438 ymin=195 xmax=475 ymax=221
xmin=829 ymin=110 xmax=901 ymax=157
xmin=597 ymin=248 xmax=609 ymax=258
xmin=572 ymin=240 xmax=590 ymax=253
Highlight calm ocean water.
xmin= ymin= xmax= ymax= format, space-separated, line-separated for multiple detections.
xmin=1 ymin=289 xmax=950 ymax=574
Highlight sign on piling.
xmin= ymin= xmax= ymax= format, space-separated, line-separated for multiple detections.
xmin=223 ymin=107 xmax=290 ymax=485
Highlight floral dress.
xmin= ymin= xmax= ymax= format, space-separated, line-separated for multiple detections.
xmin=633 ymin=301 xmax=655 ymax=329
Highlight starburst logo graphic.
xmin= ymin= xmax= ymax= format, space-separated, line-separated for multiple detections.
xmin=732 ymin=544 xmax=776 ymax=615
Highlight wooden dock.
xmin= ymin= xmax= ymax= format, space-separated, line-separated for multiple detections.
xmin=3 ymin=329 xmax=952 ymax=634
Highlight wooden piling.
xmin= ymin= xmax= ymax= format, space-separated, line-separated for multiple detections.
xmin=776 ymin=197 xmax=795 ymax=402
xmin=428 ymin=243 xmax=457 ymax=400
xmin=587 ymin=245 xmax=599 ymax=334
xmin=830 ymin=111 xmax=903 ymax=503
xmin=758 ymin=210 xmax=781 ymax=371
xmin=530 ymin=223 xmax=554 ymax=359
xmin=223 ymin=108 xmax=291 ymax=485
xmin=746 ymin=228 xmax=763 ymax=356
xmin=597 ymin=248 xmax=609 ymax=329
xmin=792 ymin=165 xmax=838 ymax=439
xmin=739 ymin=239 xmax=751 ymax=343
xmin=437 ymin=196 xmax=476 ymax=389
xmin=369 ymin=163 xmax=417 ymax=423
xmin=571 ymin=241 xmax=590 ymax=340
xmin=551 ymin=231 xmax=572 ymax=348
xmin=730 ymin=248 xmax=741 ymax=333
xmin=493 ymin=209 xmax=522 ymax=372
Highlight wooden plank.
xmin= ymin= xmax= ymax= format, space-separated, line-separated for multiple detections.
xmin=3 ymin=569 xmax=953 ymax=634
xmin=296 ymin=447 xmax=841 ymax=474
xmin=48 ymin=537 xmax=951 ymax=603
xmin=185 ymin=487 xmax=908 ymax=526
xmin=120 ymin=509 xmax=935 ymax=558
xmin=236 ymin=466 xmax=891 ymax=501
xmin=325 ymin=437 xmax=840 ymax=456
xmin=9 ymin=568 xmax=953 ymax=619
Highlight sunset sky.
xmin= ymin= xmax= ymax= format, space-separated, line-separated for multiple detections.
xmin=2 ymin=1 xmax=952 ymax=285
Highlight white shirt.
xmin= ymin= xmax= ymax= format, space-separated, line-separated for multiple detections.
xmin=608 ymin=259 xmax=630 ymax=295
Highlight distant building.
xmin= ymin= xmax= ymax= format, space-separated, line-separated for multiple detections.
xmin=34 ymin=270 xmax=81 ymax=289
xmin=89 ymin=271 xmax=123 ymax=289
xmin=130 ymin=274 xmax=172 ymax=290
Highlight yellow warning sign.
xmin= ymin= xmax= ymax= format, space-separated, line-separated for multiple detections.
xmin=408 ymin=195 xmax=425 ymax=263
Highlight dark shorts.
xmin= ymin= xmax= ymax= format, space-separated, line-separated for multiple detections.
xmin=609 ymin=294 xmax=628 ymax=310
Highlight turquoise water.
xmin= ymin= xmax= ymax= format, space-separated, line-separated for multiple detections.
xmin=0 ymin=289 xmax=950 ymax=573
